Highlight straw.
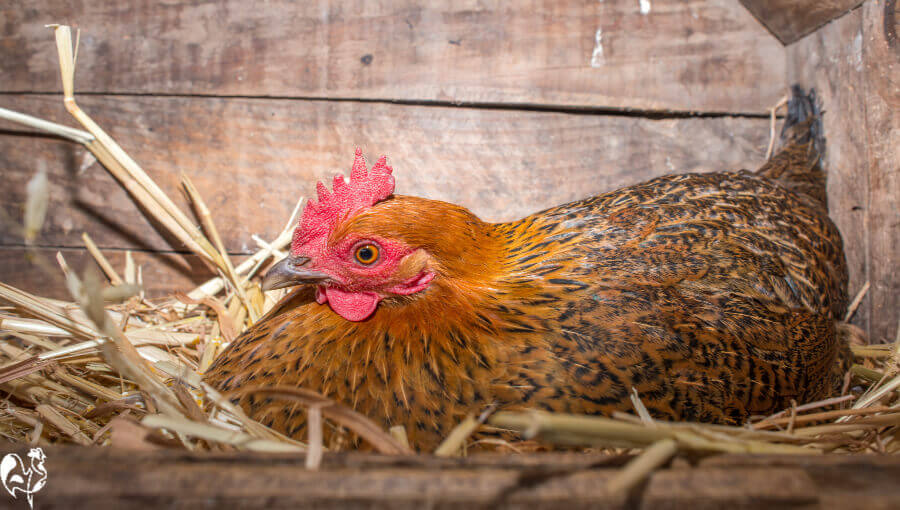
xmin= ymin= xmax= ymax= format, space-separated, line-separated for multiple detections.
xmin=0 ymin=106 xmax=94 ymax=144
xmin=49 ymin=25 xmax=222 ymax=268
xmin=604 ymin=438 xmax=677 ymax=496
xmin=141 ymin=414 xmax=304 ymax=453
xmin=82 ymin=233 xmax=124 ymax=286
xmin=181 ymin=173 xmax=258 ymax=322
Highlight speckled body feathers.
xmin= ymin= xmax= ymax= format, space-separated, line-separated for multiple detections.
xmin=206 ymin=89 xmax=850 ymax=450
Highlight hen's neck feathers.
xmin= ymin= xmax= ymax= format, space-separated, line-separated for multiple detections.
xmin=343 ymin=195 xmax=573 ymax=345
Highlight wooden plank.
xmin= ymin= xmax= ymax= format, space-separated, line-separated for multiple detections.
xmin=700 ymin=454 xmax=900 ymax=510
xmin=740 ymin=0 xmax=865 ymax=44
xmin=0 ymin=95 xmax=770 ymax=255
xmin=0 ymin=247 xmax=230 ymax=300
xmin=786 ymin=9 xmax=869 ymax=331
xmin=786 ymin=0 xmax=898 ymax=342
xmin=5 ymin=446 xmax=900 ymax=509
xmin=1 ymin=0 xmax=785 ymax=113
xmin=861 ymin=0 xmax=899 ymax=343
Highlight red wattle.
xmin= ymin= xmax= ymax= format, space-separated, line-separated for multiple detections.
xmin=323 ymin=287 xmax=380 ymax=321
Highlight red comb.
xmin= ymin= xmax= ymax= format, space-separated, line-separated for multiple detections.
xmin=292 ymin=148 xmax=395 ymax=253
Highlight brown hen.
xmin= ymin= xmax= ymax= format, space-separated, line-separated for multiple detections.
xmin=205 ymin=87 xmax=851 ymax=451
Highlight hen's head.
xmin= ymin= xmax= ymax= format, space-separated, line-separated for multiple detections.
xmin=264 ymin=149 xmax=485 ymax=322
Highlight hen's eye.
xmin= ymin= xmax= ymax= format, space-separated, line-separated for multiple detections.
xmin=354 ymin=244 xmax=380 ymax=265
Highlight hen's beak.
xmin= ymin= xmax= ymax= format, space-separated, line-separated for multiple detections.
xmin=261 ymin=256 xmax=333 ymax=291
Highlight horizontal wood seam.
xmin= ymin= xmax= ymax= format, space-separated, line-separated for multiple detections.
xmin=0 ymin=91 xmax=772 ymax=119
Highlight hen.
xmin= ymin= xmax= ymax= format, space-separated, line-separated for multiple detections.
xmin=205 ymin=88 xmax=851 ymax=450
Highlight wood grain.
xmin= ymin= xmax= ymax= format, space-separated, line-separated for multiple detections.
xmin=6 ymin=445 xmax=900 ymax=509
xmin=0 ymin=0 xmax=785 ymax=113
xmin=786 ymin=0 xmax=899 ymax=342
xmin=862 ymin=0 xmax=899 ymax=343
xmin=0 ymin=95 xmax=770 ymax=255
xmin=740 ymin=0 xmax=865 ymax=44
xmin=787 ymin=9 xmax=869 ymax=331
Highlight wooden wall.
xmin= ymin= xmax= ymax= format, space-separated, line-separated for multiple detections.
xmin=787 ymin=0 xmax=899 ymax=343
xmin=0 ymin=1 xmax=895 ymax=339
xmin=740 ymin=0 xmax=865 ymax=43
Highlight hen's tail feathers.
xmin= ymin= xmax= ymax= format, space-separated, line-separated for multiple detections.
xmin=756 ymin=85 xmax=829 ymax=210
